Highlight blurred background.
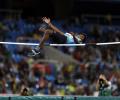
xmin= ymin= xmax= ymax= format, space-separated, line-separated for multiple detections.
xmin=0 ymin=0 xmax=120 ymax=96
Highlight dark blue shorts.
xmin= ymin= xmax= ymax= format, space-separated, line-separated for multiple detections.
xmin=50 ymin=32 xmax=67 ymax=44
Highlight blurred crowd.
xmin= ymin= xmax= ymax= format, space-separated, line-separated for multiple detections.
xmin=0 ymin=15 xmax=120 ymax=96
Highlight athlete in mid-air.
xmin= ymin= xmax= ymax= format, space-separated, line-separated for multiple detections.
xmin=29 ymin=17 xmax=86 ymax=56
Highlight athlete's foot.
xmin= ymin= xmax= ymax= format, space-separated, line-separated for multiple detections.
xmin=28 ymin=46 xmax=41 ymax=56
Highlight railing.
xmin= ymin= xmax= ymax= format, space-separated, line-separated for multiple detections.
xmin=81 ymin=14 xmax=120 ymax=24
xmin=0 ymin=9 xmax=22 ymax=14
xmin=0 ymin=96 xmax=120 ymax=100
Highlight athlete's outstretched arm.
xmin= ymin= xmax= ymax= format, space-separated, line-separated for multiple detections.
xmin=42 ymin=17 xmax=64 ymax=35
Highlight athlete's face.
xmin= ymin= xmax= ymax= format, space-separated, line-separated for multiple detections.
xmin=79 ymin=34 xmax=85 ymax=41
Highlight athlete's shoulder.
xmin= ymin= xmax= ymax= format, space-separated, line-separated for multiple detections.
xmin=64 ymin=32 xmax=70 ymax=34
xmin=64 ymin=32 xmax=72 ymax=36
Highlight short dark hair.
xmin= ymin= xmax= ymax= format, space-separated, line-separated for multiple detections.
xmin=80 ymin=33 xmax=87 ymax=42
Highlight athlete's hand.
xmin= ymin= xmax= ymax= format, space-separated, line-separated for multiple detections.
xmin=42 ymin=17 xmax=50 ymax=24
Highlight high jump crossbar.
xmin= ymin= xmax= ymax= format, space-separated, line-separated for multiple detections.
xmin=0 ymin=41 xmax=120 ymax=46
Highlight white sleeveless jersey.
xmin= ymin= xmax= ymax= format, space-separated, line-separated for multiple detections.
xmin=64 ymin=33 xmax=75 ymax=44
xmin=64 ymin=33 xmax=82 ymax=44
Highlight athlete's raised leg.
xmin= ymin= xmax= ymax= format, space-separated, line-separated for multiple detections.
xmin=28 ymin=29 xmax=53 ymax=56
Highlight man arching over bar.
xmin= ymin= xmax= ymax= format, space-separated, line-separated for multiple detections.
xmin=29 ymin=17 xmax=86 ymax=56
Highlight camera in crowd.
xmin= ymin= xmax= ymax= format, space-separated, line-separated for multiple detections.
xmin=99 ymin=78 xmax=109 ymax=88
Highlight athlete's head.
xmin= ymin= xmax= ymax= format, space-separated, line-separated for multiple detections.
xmin=75 ymin=33 xmax=86 ymax=43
